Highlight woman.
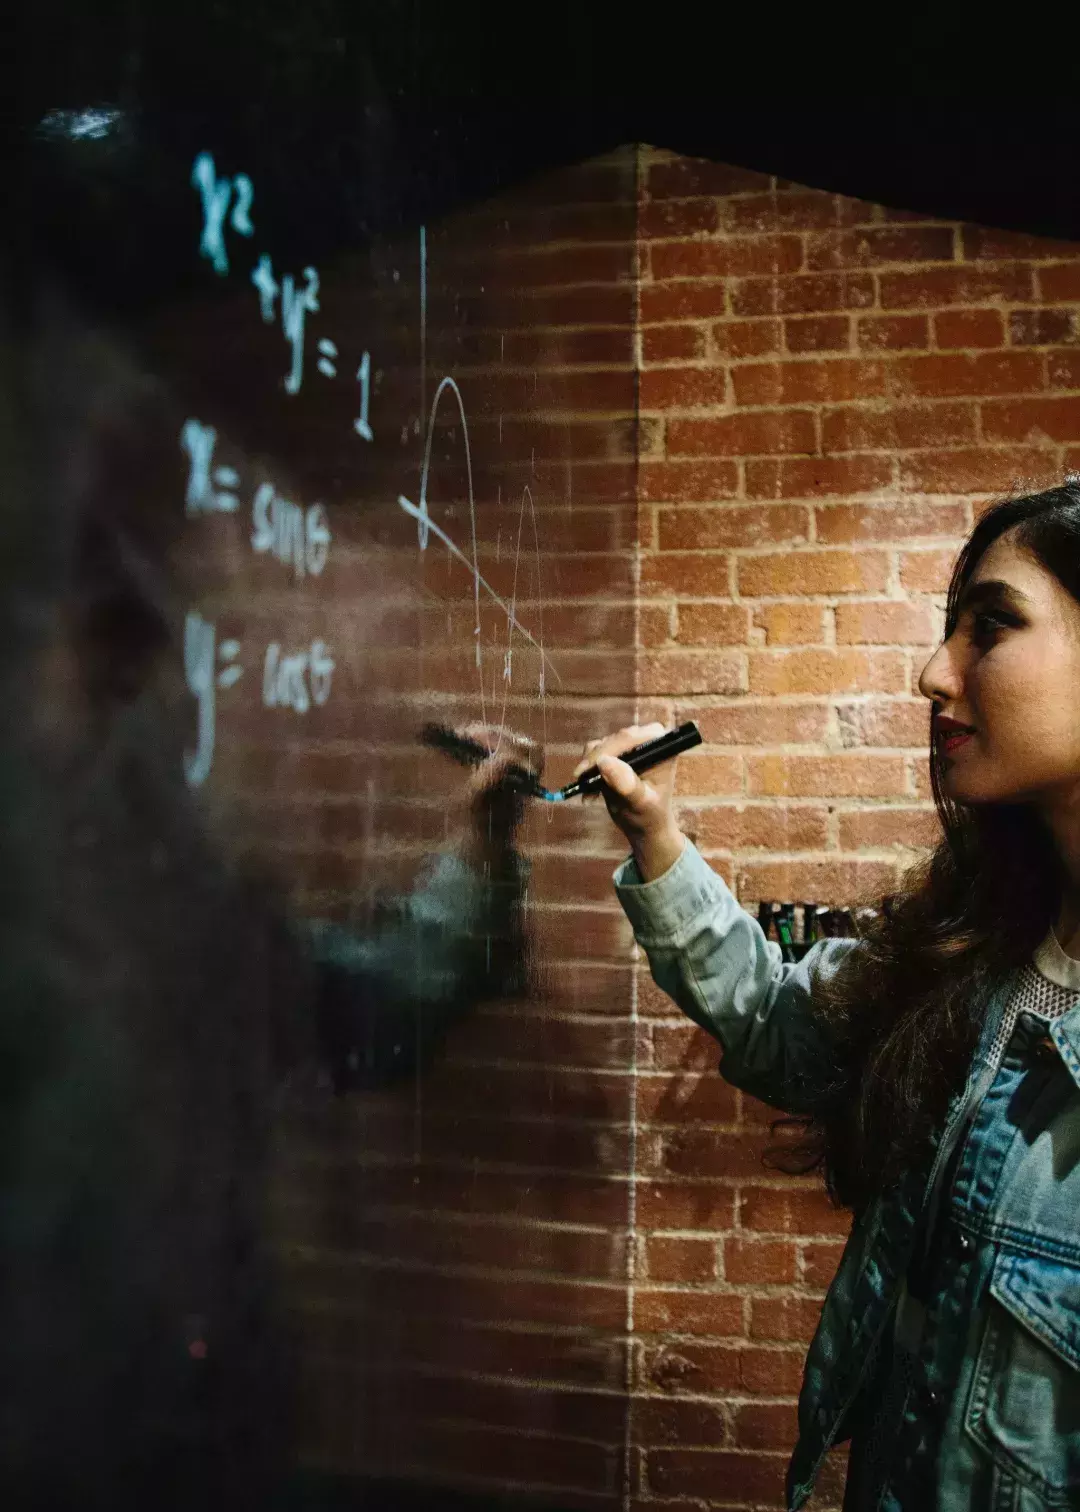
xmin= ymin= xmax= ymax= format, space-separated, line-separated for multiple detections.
xmin=582 ymin=482 xmax=1080 ymax=1511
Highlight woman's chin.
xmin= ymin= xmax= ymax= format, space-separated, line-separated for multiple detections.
xmin=939 ymin=763 xmax=990 ymax=805
xmin=941 ymin=766 xmax=1016 ymax=807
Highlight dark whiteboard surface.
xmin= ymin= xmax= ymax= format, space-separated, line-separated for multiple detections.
xmin=2 ymin=9 xmax=642 ymax=1509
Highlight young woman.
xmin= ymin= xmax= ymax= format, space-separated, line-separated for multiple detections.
xmin=581 ymin=482 xmax=1080 ymax=1511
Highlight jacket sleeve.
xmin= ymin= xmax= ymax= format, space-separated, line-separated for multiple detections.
xmin=291 ymin=848 xmax=528 ymax=1090
xmin=614 ymin=840 xmax=858 ymax=1116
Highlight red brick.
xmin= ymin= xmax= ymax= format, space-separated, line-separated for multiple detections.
xmin=961 ymin=224 xmax=1080 ymax=260
xmin=640 ymin=198 xmax=722 ymax=238
xmin=648 ymin=158 xmax=773 ymax=198
xmin=724 ymin=1237 xmax=797 ymax=1284
xmin=633 ymin=1396 xmax=730 ymax=1448
xmin=897 ymin=447 xmax=1057 ymax=495
xmin=636 ymin=1072 xmax=740 ymax=1126
xmin=731 ymin=271 xmax=875 ymax=317
xmin=686 ymin=804 xmax=830 ymax=853
xmin=639 ymin=651 xmax=746 ymax=698
xmin=751 ymin=602 xmax=827 ymax=644
xmin=643 ymin=1341 xmax=805 ymax=1397
xmin=801 ymin=1240 xmax=848 ymax=1289
xmin=912 ymin=760 xmax=935 ymax=801
xmin=723 ymin=188 xmax=870 ymax=232
xmin=647 ymin=1126 xmax=773 ymax=1181
xmin=732 ymin=357 xmax=886 ymax=406
xmin=688 ymin=702 xmax=829 ymax=745
xmin=836 ymin=806 xmax=940 ymax=849
xmin=640 ymin=281 xmax=730 ymax=322
xmin=639 ymin=366 xmax=729 ymax=409
xmin=1039 ymin=263 xmax=1080 ymax=301
xmin=806 ymin=225 xmax=955 ymax=270
xmin=899 ymin=547 xmax=957 ymax=593
xmin=647 ymin=1449 xmax=788 ymax=1501
xmin=476 ymin=504 xmax=636 ymax=555
xmin=675 ymin=602 xmax=752 ymax=644
xmin=636 ymin=1184 xmax=737 ymax=1237
xmin=449 ymin=1008 xmax=637 ymax=1069
xmin=878 ymin=263 xmax=1035 ymax=309
xmin=1048 ymin=351 xmax=1080 ymax=389
xmin=638 ymin=604 xmax=672 ymax=645
xmin=650 ymin=235 xmax=804 ymax=281
xmin=889 ymin=351 xmax=1044 ymax=398
xmin=645 ymin=1235 xmax=720 ymax=1284
xmin=1009 ymin=308 xmax=1078 ymax=346
xmin=748 ymin=649 xmax=905 ymax=696
xmin=733 ymin=1402 xmax=800 ymax=1451
xmin=529 ymin=852 xmax=640 ymax=905
xmin=934 ymin=308 xmax=1006 ymax=348
xmin=538 ymin=603 xmax=637 ymax=647
xmin=667 ymin=410 xmax=816 ymax=457
xmin=671 ymin=751 xmax=745 ymax=795
xmin=658 ymin=504 xmax=809 ymax=551
xmin=640 ymin=460 xmax=739 ymax=501
xmin=750 ymin=1295 xmax=827 ymax=1343
xmin=857 ymin=314 xmax=930 ymax=351
xmin=745 ymin=455 xmax=893 ymax=499
xmin=815 ymin=500 xmax=967 ymax=543
xmin=982 ymin=394 xmax=1080 ymax=443
xmin=642 ymin=553 xmax=732 ymax=598
xmin=747 ymin=752 xmax=907 ymax=797
xmin=785 ymin=315 xmax=851 ymax=352
xmin=834 ymin=697 xmax=934 ymax=746
xmin=712 ymin=318 xmax=783 ymax=358
xmin=643 ymin=324 xmax=708 ymax=362
xmin=737 ymin=548 xmax=889 ymax=596
xmin=634 ymin=1288 xmax=746 ymax=1337
xmin=821 ymin=400 xmax=977 ymax=451
xmin=740 ymin=1185 xmax=852 ymax=1236
xmin=834 ymin=601 xmax=935 ymax=644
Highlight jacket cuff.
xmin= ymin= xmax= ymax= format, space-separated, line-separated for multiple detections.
xmin=613 ymin=839 xmax=730 ymax=948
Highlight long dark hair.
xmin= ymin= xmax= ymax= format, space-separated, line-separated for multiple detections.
xmin=789 ymin=482 xmax=1080 ymax=1213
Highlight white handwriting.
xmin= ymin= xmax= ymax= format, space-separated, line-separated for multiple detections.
xmin=181 ymin=418 xmax=239 ymax=515
xmin=192 ymin=152 xmax=254 ymax=276
xmin=251 ymin=484 xmax=331 ymax=579
xmin=262 ymin=639 xmax=335 ymax=714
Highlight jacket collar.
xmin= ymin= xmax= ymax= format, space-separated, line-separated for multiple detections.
xmin=1052 ymin=1004 xmax=1080 ymax=1093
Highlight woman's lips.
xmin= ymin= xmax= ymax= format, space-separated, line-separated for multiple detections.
xmin=941 ymin=732 xmax=974 ymax=754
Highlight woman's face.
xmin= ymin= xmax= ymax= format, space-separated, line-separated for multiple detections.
xmin=918 ymin=530 xmax=1080 ymax=808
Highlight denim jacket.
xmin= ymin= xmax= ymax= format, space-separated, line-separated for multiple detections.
xmin=614 ymin=839 xmax=1080 ymax=1511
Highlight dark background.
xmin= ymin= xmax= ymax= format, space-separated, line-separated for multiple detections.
xmin=10 ymin=0 xmax=1080 ymax=313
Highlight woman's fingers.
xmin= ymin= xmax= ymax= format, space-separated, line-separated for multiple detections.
xmin=594 ymin=753 xmax=640 ymax=800
xmin=574 ymin=723 xmax=667 ymax=779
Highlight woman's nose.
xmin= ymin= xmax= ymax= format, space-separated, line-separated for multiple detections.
xmin=917 ymin=637 xmax=963 ymax=704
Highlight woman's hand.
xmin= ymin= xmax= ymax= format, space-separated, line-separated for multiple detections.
xmin=575 ymin=723 xmax=686 ymax=882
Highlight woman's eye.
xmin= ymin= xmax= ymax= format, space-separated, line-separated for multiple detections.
xmin=970 ymin=610 xmax=1015 ymax=645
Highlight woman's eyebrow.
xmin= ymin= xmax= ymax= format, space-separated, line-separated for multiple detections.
xmin=956 ymin=578 xmax=1034 ymax=614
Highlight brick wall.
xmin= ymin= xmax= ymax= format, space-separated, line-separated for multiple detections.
xmin=169 ymin=142 xmax=1080 ymax=1510
xmin=630 ymin=146 xmax=1080 ymax=1510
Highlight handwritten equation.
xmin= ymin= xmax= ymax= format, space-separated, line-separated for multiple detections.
xmin=193 ymin=152 xmax=373 ymax=424
xmin=183 ymin=149 xmax=556 ymax=786
xmin=181 ymin=422 xmax=338 ymax=786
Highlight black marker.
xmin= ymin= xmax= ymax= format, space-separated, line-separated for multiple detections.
xmin=554 ymin=721 xmax=703 ymax=802
xmin=419 ymin=721 xmax=702 ymax=802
